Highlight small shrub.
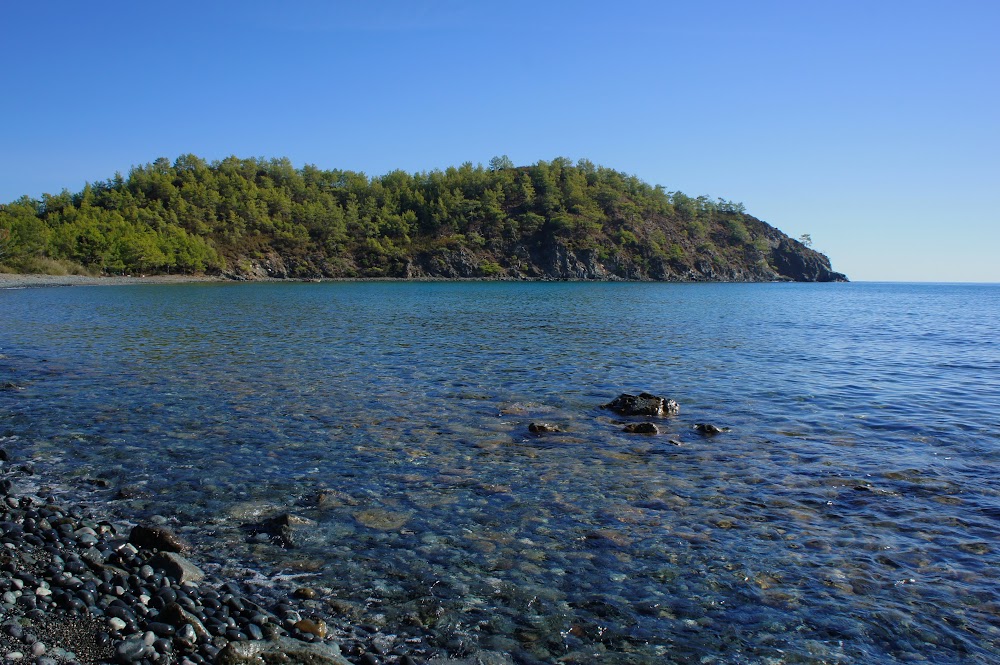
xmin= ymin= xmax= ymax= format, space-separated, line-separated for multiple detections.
xmin=479 ymin=260 xmax=502 ymax=277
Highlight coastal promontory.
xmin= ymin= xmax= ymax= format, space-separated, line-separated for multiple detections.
xmin=0 ymin=155 xmax=846 ymax=283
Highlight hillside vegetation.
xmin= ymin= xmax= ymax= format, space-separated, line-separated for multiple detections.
xmin=0 ymin=155 xmax=846 ymax=282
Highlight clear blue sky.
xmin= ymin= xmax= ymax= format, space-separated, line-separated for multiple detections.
xmin=2 ymin=1 xmax=997 ymax=282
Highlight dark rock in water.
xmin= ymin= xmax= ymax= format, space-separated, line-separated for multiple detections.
xmin=528 ymin=423 xmax=561 ymax=434
xmin=255 ymin=513 xmax=317 ymax=548
xmin=265 ymin=513 xmax=315 ymax=529
xmin=693 ymin=423 xmax=730 ymax=435
xmin=116 ymin=484 xmax=151 ymax=499
xmin=602 ymin=393 xmax=679 ymax=417
xmin=623 ymin=423 xmax=659 ymax=434
xmin=217 ymin=637 xmax=351 ymax=665
xmin=314 ymin=489 xmax=357 ymax=509
xmin=129 ymin=525 xmax=190 ymax=552
xmin=149 ymin=551 xmax=205 ymax=583
xmin=0 ymin=448 xmax=8 ymax=461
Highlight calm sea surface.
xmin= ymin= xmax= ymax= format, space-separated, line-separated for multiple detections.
xmin=1 ymin=281 xmax=998 ymax=663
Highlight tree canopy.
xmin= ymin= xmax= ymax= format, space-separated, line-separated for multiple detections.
xmin=0 ymin=155 xmax=840 ymax=281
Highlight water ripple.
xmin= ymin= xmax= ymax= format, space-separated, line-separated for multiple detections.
xmin=1 ymin=281 xmax=999 ymax=663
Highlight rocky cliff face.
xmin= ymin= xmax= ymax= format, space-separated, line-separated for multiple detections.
xmin=768 ymin=238 xmax=846 ymax=282
xmin=224 ymin=232 xmax=846 ymax=283
xmin=222 ymin=216 xmax=846 ymax=283
xmin=390 ymin=231 xmax=845 ymax=282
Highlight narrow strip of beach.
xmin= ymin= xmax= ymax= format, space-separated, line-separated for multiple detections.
xmin=0 ymin=274 xmax=227 ymax=289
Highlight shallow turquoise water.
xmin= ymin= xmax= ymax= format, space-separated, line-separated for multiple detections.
xmin=1 ymin=281 xmax=999 ymax=663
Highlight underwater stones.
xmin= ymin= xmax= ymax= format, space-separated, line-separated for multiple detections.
xmin=354 ymin=509 xmax=410 ymax=531
xmin=256 ymin=513 xmax=317 ymax=548
xmin=116 ymin=484 xmax=151 ymax=500
xmin=602 ymin=393 xmax=679 ymax=417
xmin=425 ymin=651 xmax=515 ymax=665
xmin=528 ymin=423 xmax=561 ymax=434
xmin=958 ymin=542 xmax=991 ymax=555
xmin=0 ymin=462 xmax=429 ymax=665
xmin=216 ymin=637 xmax=351 ymax=665
xmin=693 ymin=423 xmax=730 ymax=435
xmin=128 ymin=525 xmax=190 ymax=553
xmin=623 ymin=423 xmax=659 ymax=434
xmin=314 ymin=489 xmax=357 ymax=509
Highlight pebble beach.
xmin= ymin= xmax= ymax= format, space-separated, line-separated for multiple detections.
xmin=0 ymin=444 xmax=490 ymax=665
xmin=0 ymin=275 xmax=225 ymax=290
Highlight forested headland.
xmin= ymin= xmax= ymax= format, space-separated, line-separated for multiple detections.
xmin=0 ymin=155 xmax=846 ymax=282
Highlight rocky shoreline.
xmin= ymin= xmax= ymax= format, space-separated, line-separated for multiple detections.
xmin=0 ymin=269 xmax=849 ymax=291
xmin=0 ymin=446 xmax=499 ymax=665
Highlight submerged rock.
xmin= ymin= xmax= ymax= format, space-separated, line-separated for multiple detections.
xmin=354 ymin=508 xmax=410 ymax=531
xmin=693 ymin=423 xmax=730 ymax=435
xmin=528 ymin=423 xmax=561 ymax=434
xmin=602 ymin=393 xmax=679 ymax=417
xmin=255 ymin=513 xmax=317 ymax=548
xmin=623 ymin=423 xmax=659 ymax=434
xmin=217 ymin=637 xmax=351 ymax=665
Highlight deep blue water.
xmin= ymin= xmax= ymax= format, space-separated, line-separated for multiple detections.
xmin=1 ymin=281 xmax=999 ymax=663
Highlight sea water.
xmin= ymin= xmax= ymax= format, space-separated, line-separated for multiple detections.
xmin=1 ymin=281 xmax=998 ymax=663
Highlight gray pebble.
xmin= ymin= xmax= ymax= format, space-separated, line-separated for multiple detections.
xmin=176 ymin=624 xmax=197 ymax=648
xmin=115 ymin=637 xmax=152 ymax=662
xmin=77 ymin=533 xmax=98 ymax=546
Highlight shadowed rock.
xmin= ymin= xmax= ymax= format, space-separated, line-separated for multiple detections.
xmin=253 ymin=512 xmax=317 ymax=548
xmin=158 ymin=602 xmax=211 ymax=640
xmin=623 ymin=422 xmax=659 ymax=434
xmin=129 ymin=525 xmax=190 ymax=553
xmin=602 ymin=393 xmax=679 ymax=417
xmin=528 ymin=422 xmax=561 ymax=433
xmin=694 ymin=423 xmax=730 ymax=435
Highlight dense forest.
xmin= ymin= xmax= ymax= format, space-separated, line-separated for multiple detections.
xmin=0 ymin=155 xmax=846 ymax=282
